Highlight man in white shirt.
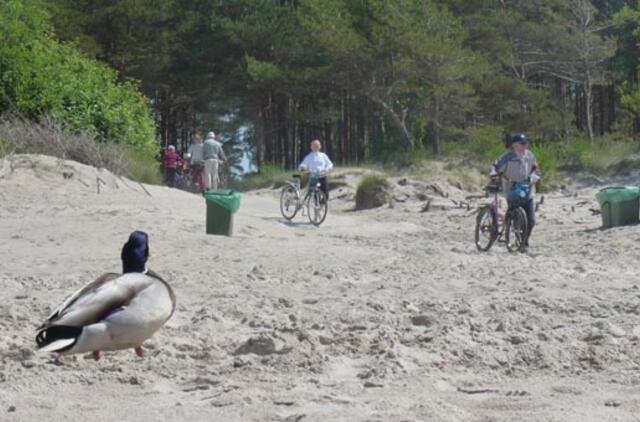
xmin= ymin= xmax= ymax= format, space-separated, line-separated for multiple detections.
xmin=299 ymin=139 xmax=333 ymax=200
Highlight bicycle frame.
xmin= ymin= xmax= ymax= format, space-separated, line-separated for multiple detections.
xmin=476 ymin=177 xmax=532 ymax=253
xmin=292 ymin=174 xmax=322 ymax=212
xmin=487 ymin=190 xmax=505 ymax=237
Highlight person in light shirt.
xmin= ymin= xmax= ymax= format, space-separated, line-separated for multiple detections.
xmin=203 ymin=131 xmax=227 ymax=190
xmin=299 ymin=139 xmax=333 ymax=200
xmin=187 ymin=135 xmax=205 ymax=191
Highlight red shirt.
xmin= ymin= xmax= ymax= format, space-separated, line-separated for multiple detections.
xmin=164 ymin=150 xmax=180 ymax=169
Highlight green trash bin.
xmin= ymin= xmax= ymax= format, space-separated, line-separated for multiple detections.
xmin=203 ymin=189 xmax=242 ymax=236
xmin=595 ymin=187 xmax=640 ymax=228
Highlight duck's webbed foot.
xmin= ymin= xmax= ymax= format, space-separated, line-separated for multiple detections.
xmin=134 ymin=346 xmax=144 ymax=358
xmin=92 ymin=351 xmax=101 ymax=361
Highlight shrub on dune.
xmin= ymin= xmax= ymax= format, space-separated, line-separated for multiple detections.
xmin=355 ymin=174 xmax=390 ymax=210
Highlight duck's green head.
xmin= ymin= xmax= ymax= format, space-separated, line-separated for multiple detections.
xmin=121 ymin=231 xmax=149 ymax=273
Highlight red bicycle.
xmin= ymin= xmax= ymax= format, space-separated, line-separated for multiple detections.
xmin=189 ymin=162 xmax=205 ymax=193
xmin=475 ymin=182 xmax=528 ymax=252
xmin=176 ymin=159 xmax=205 ymax=193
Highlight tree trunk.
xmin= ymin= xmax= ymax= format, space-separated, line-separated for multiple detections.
xmin=432 ymin=97 xmax=441 ymax=155
xmin=583 ymin=72 xmax=594 ymax=140
xmin=341 ymin=91 xmax=347 ymax=164
xmin=324 ymin=120 xmax=333 ymax=158
xmin=256 ymin=109 xmax=264 ymax=171
xmin=367 ymin=94 xmax=414 ymax=148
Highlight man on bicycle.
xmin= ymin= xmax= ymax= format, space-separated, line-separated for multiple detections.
xmin=490 ymin=133 xmax=541 ymax=250
xmin=299 ymin=139 xmax=333 ymax=201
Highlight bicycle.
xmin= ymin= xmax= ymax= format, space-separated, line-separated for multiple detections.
xmin=175 ymin=160 xmax=204 ymax=193
xmin=280 ymin=172 xmax=328 ymax=226
xmin=189 ymin=162 xmax=206 ymax=193
xmin=475 ymin=181 xmax=528 ymax=253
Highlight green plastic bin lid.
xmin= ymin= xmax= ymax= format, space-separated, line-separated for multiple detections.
xmin=596 ymin=186 xmax=640 ymax=205
xmin=203 ymin=189 xmax=242 ymax=213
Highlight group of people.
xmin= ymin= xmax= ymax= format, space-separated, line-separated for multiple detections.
xmin=293 ymin=135 xmax=540 ymax=251
xmin=163 ymin=131 xmax=227 ymax=191
xmin=163 ymin=130 xmax=540 ymax=250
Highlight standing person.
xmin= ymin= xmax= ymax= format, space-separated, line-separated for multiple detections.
xmin=163 ymin=145 xmax=181 ymax=188
xmin=203 ymin=131 xmax=227 ymax=191
xmin=299 ymin=139 xmax=333 ymax=200
xmin=188 ymin=135 xmax=205 ymax=192
xmin=490 ymin=133 xmax=541 ymax=251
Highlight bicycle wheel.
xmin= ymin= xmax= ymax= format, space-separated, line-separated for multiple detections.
xmin=505 ymin=207 xmax=528 ymax=253
xmin=307 ymin=189 xmax=328 ymax=226
xmin=180 ymin=173 xmax=192 ymax=192
xmin=280 ymin=185 xmax=299 ymax=220
xmin=475 ymin=206 xmax=498 ymax=251
xmin=174 ymin=174 xmax=186 ymax=190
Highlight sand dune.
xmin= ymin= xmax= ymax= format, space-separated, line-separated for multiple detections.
xmin=1 ymin=154 xmax=639 ymax=421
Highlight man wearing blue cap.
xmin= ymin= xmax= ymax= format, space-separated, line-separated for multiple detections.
xmin=490 ymin=133 xmax=541 ymax=251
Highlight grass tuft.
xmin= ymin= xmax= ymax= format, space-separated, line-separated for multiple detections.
xmin=355 ymin=174 xmax=390 ymax=209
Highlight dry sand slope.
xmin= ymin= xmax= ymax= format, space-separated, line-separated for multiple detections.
xmin=1 ymin=154 xmax=640 ymax=422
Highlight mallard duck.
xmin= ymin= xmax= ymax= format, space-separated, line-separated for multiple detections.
xmin=35 ymin=231 xmax=176 ymax=360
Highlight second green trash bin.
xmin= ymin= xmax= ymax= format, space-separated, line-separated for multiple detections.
xmin=595 ymin=187 xmax=640 ymax=229
xmin=204 ymin=190 xmax=242 ymax=236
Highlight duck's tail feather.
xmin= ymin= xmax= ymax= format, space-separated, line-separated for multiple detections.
xmin=36 ymin=321 xmax=51 ymax=331
xmin=36 ymin=326 xmax=82 ymax=353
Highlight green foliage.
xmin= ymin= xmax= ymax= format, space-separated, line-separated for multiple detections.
xmin=17 ymin=0 xmax=640 ymax=174
xmin=299 ymin=0 xmax=484 ymax=151
xmin=474 ymin=75 xmax=568 ymax=140
xmin=561 ymin=138 xmax=638 ymax=174
xmin=619 ymin=78 xmax=640 ymax=116
xmin=123 ymin=147 xmax=162 ymax=185
xmin=366 ymin=134 xmax=430 ymax=169
xmin=524 ymin=136 xmax=638 ymax=180
xmin=442 ymin=126 xmax=506 ymax=166
xmin=529 ymin=143 xmax=560 ymax=177
xmin=236 ymin=164 xmax=291 ymax=191
xmin=0 ymin=1 xmax=157 ymax=157
xmin=440 ymin=125 xmax=638 ymax=184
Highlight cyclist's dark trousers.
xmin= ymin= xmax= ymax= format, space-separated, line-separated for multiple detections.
xmin=318 ymin=177 xmax=329 ymax=200
xmin=165 ymin=168 xmax=177 ymax=187
xmin=521 ymin=198 xmax=536 ymax=244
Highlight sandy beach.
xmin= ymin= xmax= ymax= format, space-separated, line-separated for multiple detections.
xmin=1 ymin=154 xmax=639 ymax=421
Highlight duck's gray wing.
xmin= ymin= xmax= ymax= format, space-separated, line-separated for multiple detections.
xmin=38 ymin=272 xmax=126 ymax=329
